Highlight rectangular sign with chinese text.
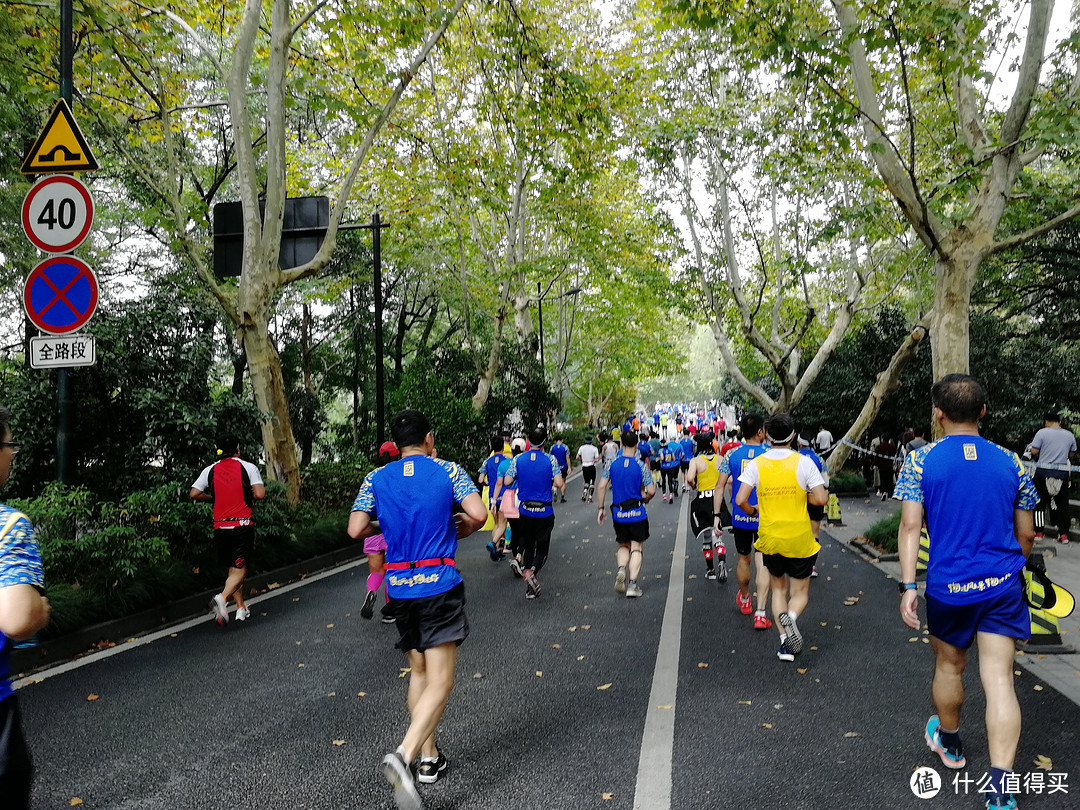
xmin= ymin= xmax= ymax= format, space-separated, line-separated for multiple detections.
xmin=29 ymin=334 xmax=95 ymax=369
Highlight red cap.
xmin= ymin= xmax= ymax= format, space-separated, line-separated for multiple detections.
xmin=379 ymin=441 xmax=400 ymax=457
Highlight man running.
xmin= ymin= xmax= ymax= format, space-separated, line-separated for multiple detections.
xmin=798 ymin=437 xmax=827 ymax=578
xmin=479 ymin=435 xmax=508 ymax=560
xmin=503 ymin=426 xmax=564 ymax=598
xmin=596 ymin=431 xmax=656 ymax=598
xmin=1029 ymin=411 xmax=1076 ymax=544
xmin=190 ymin=434 xmax=266 ymax=625
xmin=736 ymin=413 xmax=827 ymax=662
xmin=550 ymin=436 xmax=570 ymax=504
xmin=726 ymin=414 xmax=772 ymax=629
xmin=601 ymin=432 xmax=620 ymax=470
xmin=895 ymin=375 xmax=1037 ymax=810
xmin=679 ymin=431 xmax=695 ymax=492
xmin=685 ymin=432 xmax=731 ymax=580
xmin=659 ymin=436 xmax=682 ymax=504
xmin=576 ymin=436 xmax=600 ymax=502
xmin=348 ymin=410 xmax=488 ymax=809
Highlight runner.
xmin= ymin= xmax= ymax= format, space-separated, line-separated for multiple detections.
xmin=895 ymin=374 xmax=1038 ymax=810
xmin=720 ymin=430 xmax=741 ymax=457
xmin=679 ymin=431 xmax=695 ymax=492
xmin=479 ymin=435 xmax=508 ymax=560
xmin=735 ymin=413 xmax=828 ymax=663
xmin=502 ymin=426 xmax=565 ymax=599
xmin=685 ymin=432 xmax=731 ymax=581
xmin=596 ymin=431 xmax=656 ymax=598
xmin=494 ymin=439 xmax=525 ymax=576
xmin=648 ymin=431 xmax=663 ymax=488
xmin=362 ymin=441 xmax=403 ymax=622
xmin=550 ymin=436 xmax=570 ymax=504
xmin=798 ymin=437 xmax=827 ymax=579
xmin=659 ymin=409 xmax=669 ymax=441
xmin=659 ymin=436 xmax=682 ymax=504
xmin=347 ymin=409 xmax=488 ymax=809
xmin=576 ymin=436 xmax=600 ymax=503
xmin=189 ymin=434 xmax=266 ymax=625
xmin=601 ymin=432 xmax=620 ymax=470
xmin=726 ymin=414 xmax=772 ymax=629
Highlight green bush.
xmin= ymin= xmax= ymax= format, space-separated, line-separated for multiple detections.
xmin=863 ymin=511 xmax=902 ymax=553
xmin=830 ymin=471 xmax=868 ymax=494
xmin=302 ymin=461 xmax=370 ymax=512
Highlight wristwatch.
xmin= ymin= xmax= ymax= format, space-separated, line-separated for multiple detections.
xmin=897 ymin=581 xmax=918 ymax=594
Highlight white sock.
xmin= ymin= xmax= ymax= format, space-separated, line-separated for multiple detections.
xmin=779 ymin=633 xmax=788 ymax=644
xmin=787 ymin=610 xmax=799 ymax=622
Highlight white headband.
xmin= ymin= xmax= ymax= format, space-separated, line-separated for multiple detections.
xmin=767 ymin=429 xmax=795 ymax=445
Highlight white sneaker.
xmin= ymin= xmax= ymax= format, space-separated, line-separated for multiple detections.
xmin=235 ymin=607 xmax=251 ymax=622
xmin=211 ymin=594 xmax=229 ymax=625
xmin=626 ymin=582 xmax=643 ymax=598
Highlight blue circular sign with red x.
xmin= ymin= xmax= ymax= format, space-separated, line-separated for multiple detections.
xmin=23 ymin=255 xmax=98 ymax=335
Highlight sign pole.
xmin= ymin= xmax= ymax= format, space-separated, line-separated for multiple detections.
xmin=372 ymin=212 xmax=384 ymax=449
xmin=57 ymin=0 xmax=75 ymax=485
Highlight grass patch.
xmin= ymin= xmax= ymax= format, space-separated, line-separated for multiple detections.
xmin=863 ymin=511 xmax=902 ymax=553
xmin=830 ymin=471 xmax=868 ymax=494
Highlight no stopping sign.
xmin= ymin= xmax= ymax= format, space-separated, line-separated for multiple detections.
xmin=22 ymin=175 xmax=94 ymax=254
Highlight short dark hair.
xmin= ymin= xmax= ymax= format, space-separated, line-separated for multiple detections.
xmin=491 ymin=435 xmax=504 ymax=452
xmin=621 ymin=431 xmax=638 ymax=448
xmin=740 ymin=413 xmax=764 ymax=437
xmin=1045 ymin=411 xmax=1061 ymax=423
xmin=529 ymin=425 xmax=547 ymax=446
xmin=216 ymin=434 xmax=239 ymax=457
xmin=765 ymin=413 xmax=796 ymax=446
xmin=931 ymin=374 xmax=986 ymax=424
xmin=914 ymin=427 xmax=925 ymax=438
xmin=695 ymin=432 xmax=713 ymax=451
xmin=390 ymin=409 xmax=430 ymax=449
xmin=640 ymin=432 xmax=649 ymax=442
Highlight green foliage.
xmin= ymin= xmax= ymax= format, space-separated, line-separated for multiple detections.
xmin=301 ymin=461 xmax=372 ymax=513
xmin=863 ymin=511 xmax=902 ymax=554
xmin=829 ymin=471 xmax=867 ymax=495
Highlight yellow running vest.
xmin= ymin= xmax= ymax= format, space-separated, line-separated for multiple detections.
xmin=696 ymin=454 xmax=720 ymax=493
xmin=753 ymin=452 xmax=819 ymax=558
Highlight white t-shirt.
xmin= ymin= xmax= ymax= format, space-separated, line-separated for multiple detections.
xmin=602 ymin=441 xmax=619 ymax=463
xmin=577 ymin=443 xmax=600 ymax=467
xmin=740 ymin=448 xmax=826 ymax=492
xmin=815 ymin=429 xmax=834 ymax=452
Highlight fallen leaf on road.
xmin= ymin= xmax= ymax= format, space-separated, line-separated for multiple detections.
xmin=581 ymin=625 xmax=591 ymax=630
xmin=551 ymin=644 xmax=561 ymax=649
xmin=921 ymin=638 xmax=929 ymax=644
xmin=698 ymin=663 xmax=709 ymax=668
xmin=473 ymin=673 xmax=483 ymax=679
xmin=536 ymin=671 xmax=543 ymax=677
xmin=326 ymin=624 xmax=334 ymax=629
xmin=597 ymin=683 xmax=612 ymax=690
xmin=1034 ymin=755 xmax=1053 ymax=770
xmin=773 ymin=704 xmax=783 ymax=709
xmin=820 ymin=622 xmax=828 ymax=627
xmin=908 ymin=638 xmax=919 ymax=643
xmin=796 ymin=668 xmax=807 ymax=675
xmin=170 ymin=634 xmax=177 ymax=638
xmin=655 ymin=575 xmax=662 ymax=579
xmin=843 ymin=732 xmax=860 ymax=738
xmin=809 ymin=647 xmax=818 ymax=651
xmin=332 ymin=740 xmax=346 ymax=746
xmin=688 ymin=574 xmax=697 ymax=579
xmin=327 ymin=692 xmax=336 ymax=697
xmin=296 ymin=641 xmax=302 ymax=645
xmin=1015 ymin=670 xmax=1021 ymax=676
xmin=298 ymin=664 xmax=305 ymax=668
xmin=267 ymin=582 xmax=281 ymax=589
xmin=1033 ymin=685 xmax=1044 ymax=691
xmin=577 ymin=656 xmax=585 ymax=661
xmin=569 ymin=626 xmax=578 ymax=632
xmin=86 ymin=694 xmax=99 ymax=701
xmin=657 ymin=705 xmax=673 ymax=709
xmin=737 ymin=700 xmax=751 ymax=705
xmin=687 ymin=597 xmax=693 ymax=602
xmin=827 ymin=577 xmax=832 ymax=581
xmin=602 ymin=793 xmax=614 ymax=800
xmin=762 ymin=723 xmax=773 ymax=729
xmin=292 ymin=597 xmax=300 ymax=602
xmin=70 ymin=800 xmax=83 ymax=806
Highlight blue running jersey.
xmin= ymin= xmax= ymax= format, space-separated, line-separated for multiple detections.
xmin=894 ymin=436 xmax=1039 ymax=605
xmin=506 ymin=451 xmax=560 ymax=518
xmin=481 ymin=452 xmax=505 ymax=499
xmin=727 ymin=443 xmax=765 ymax=530
xmin=602 ymin=455 xmax=652 ymax=523
xmin=660 ymin=442 xmax=682 ymax=469
xmin=551 ymin=443 xmax=569 ymax=469
xmin=352 ymin=456 xmax=478 ymax=599
xmin=680 ymin=436 xmax=694 ymax=459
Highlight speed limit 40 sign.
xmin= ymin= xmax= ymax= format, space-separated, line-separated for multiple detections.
xmin=22 ymin=175 xmax=94 ymax=254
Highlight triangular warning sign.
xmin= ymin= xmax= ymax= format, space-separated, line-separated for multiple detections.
xmin=21 ymin=99 xmax=99 ymax=175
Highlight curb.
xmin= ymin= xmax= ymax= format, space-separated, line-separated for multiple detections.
xmin=845 ymin=537 xmax=899 ymax=562
xmin=13 ymin=542 xmax=368 ymax=673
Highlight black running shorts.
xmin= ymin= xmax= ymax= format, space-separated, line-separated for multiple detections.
xmin=215 ymin=525 xmax=255 ymax=570
xmin=732 ymin=528 xmax=757 ymax=557
xmin=388 ymin=582 xmax=469 ymax=653
xmin=613 ymin=518 xmax=650 ymax=545
xmin=582 ymin=466 xmax=597 ymax=484
xmin=761 ymin=552 xmax=818 ymax=580
xmin=0 ymin=696 xmax=32 ymax=809
xmin=690 ymin=497 xmax=713 ymax=535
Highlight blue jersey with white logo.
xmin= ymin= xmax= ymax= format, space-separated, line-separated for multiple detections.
xmin=680 ymin=437 xmax=694 ymax=459
xmin=602 ymin=455 xmax=652 ymax=523
xmin=551 ymin=443 xmax=569 ymax=469
xmin=660 ymin=442 xmax=682 ymax=469
xmin=638 ymin=440 xmax=651 ymax=461
xmin=352 ymin=456 xmax=478 ymax=599
xmin=481 ymin=452 xmax=505 ymax=500
xmin=895 ymin=435 xmax=1039 ymax=605
xmin=727 ymin=443 xmax=765 ymax=530
xmin=506 ymin=451 xmax=560 ymax=518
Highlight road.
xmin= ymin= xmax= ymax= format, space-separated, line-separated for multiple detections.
xmin=17 ymin=484 xmax=1080 ymax=809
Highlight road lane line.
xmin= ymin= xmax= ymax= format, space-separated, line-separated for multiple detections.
xmin=633 ymin=492 xmax=689 ymax=810
xmin=13 ymin=558 xmax=369 ymax=689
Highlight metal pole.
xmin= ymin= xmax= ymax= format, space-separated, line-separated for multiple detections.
xmin=373 ymin=212 xmax=384 ymax=448
xmin=56 ymin=0 xmax=74 ymax=485
xmin=537 ymin=281 xmax=544 ymax=374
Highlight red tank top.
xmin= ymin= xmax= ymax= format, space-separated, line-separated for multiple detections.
xmin=209 ymin=457 xmax=254 ymax=528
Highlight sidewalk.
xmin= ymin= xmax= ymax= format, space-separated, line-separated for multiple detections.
xmin=822 ymin=494 xmax=1080 ymax=708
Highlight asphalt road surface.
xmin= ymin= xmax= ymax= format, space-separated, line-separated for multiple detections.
xmin=17 ymin=484 xmax=1080 ymax=809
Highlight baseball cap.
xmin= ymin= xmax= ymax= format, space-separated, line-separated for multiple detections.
xmin=379 ymin=441 xmax=400 ymax=457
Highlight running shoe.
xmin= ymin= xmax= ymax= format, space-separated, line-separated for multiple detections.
xmin=235 ymin=607 xmax=251 ymax=622
xmin=811 ymin=566 xmax=819 ymax=578
xmin=417 ymin=751 xmax=448 ymax=784
xmin=560 ymin=496 xmax=567 ymax=503
xmin=737 ymin=592 xmax=753 ymax=615
xmin=211 ymin=594 xmax=229 ymax=625
xmin=753 ymin=613 xmax=772 ymax=630
xmin=778 ymin=612 xmax=803 ymax=654
xmin=984 ymin=794 xmax=1018 ymax=810
xmin=509 ymin=557 xmax=524 ymax=578
xmin=705 ymin=569 xmax=718 ymax=581
xmin=381 ymin=614 xmax=397 ymax=625
xmin=486 ymin=541 xmax=501 ymax=562
xmin=361 ymin=590 xmax=378 ymax=620
xmin=581 ymin=490 xmax=587 ymax=502
xmin=717 ymin=560 xmax=728 ymax=583
xmin=626 ymin=582 xmax=643 ymax=598
xmin=381 ymin=751 xmax=422 ymax=810
xmin=614 ymin=568 xmax=627 ymax=594
xmin=524 ymin=569 xmax=542 ymax=598
xmin=1060 ymin=534 xmax=1070 ymax=545
xmin=777 ymin=641 xmax=795 ymax=662
xmin=924 ymin=715 xmax=966 ymax=770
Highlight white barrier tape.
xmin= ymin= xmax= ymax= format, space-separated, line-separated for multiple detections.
xmin=837 ymin=437 xmax=1080 ymax=474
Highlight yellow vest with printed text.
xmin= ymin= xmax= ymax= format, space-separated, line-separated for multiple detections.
xmin=696 ymin=454 xmax=720 ymax=493
xmin=753 ymin=452 xmax=819 ymax=558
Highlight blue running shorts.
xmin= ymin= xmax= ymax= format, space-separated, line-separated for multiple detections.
xmin=925 ymin=575 xmax=1029 ymax=650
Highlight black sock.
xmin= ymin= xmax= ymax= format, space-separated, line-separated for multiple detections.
xmin=939 ymin=728 xmax=962 ymax=752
